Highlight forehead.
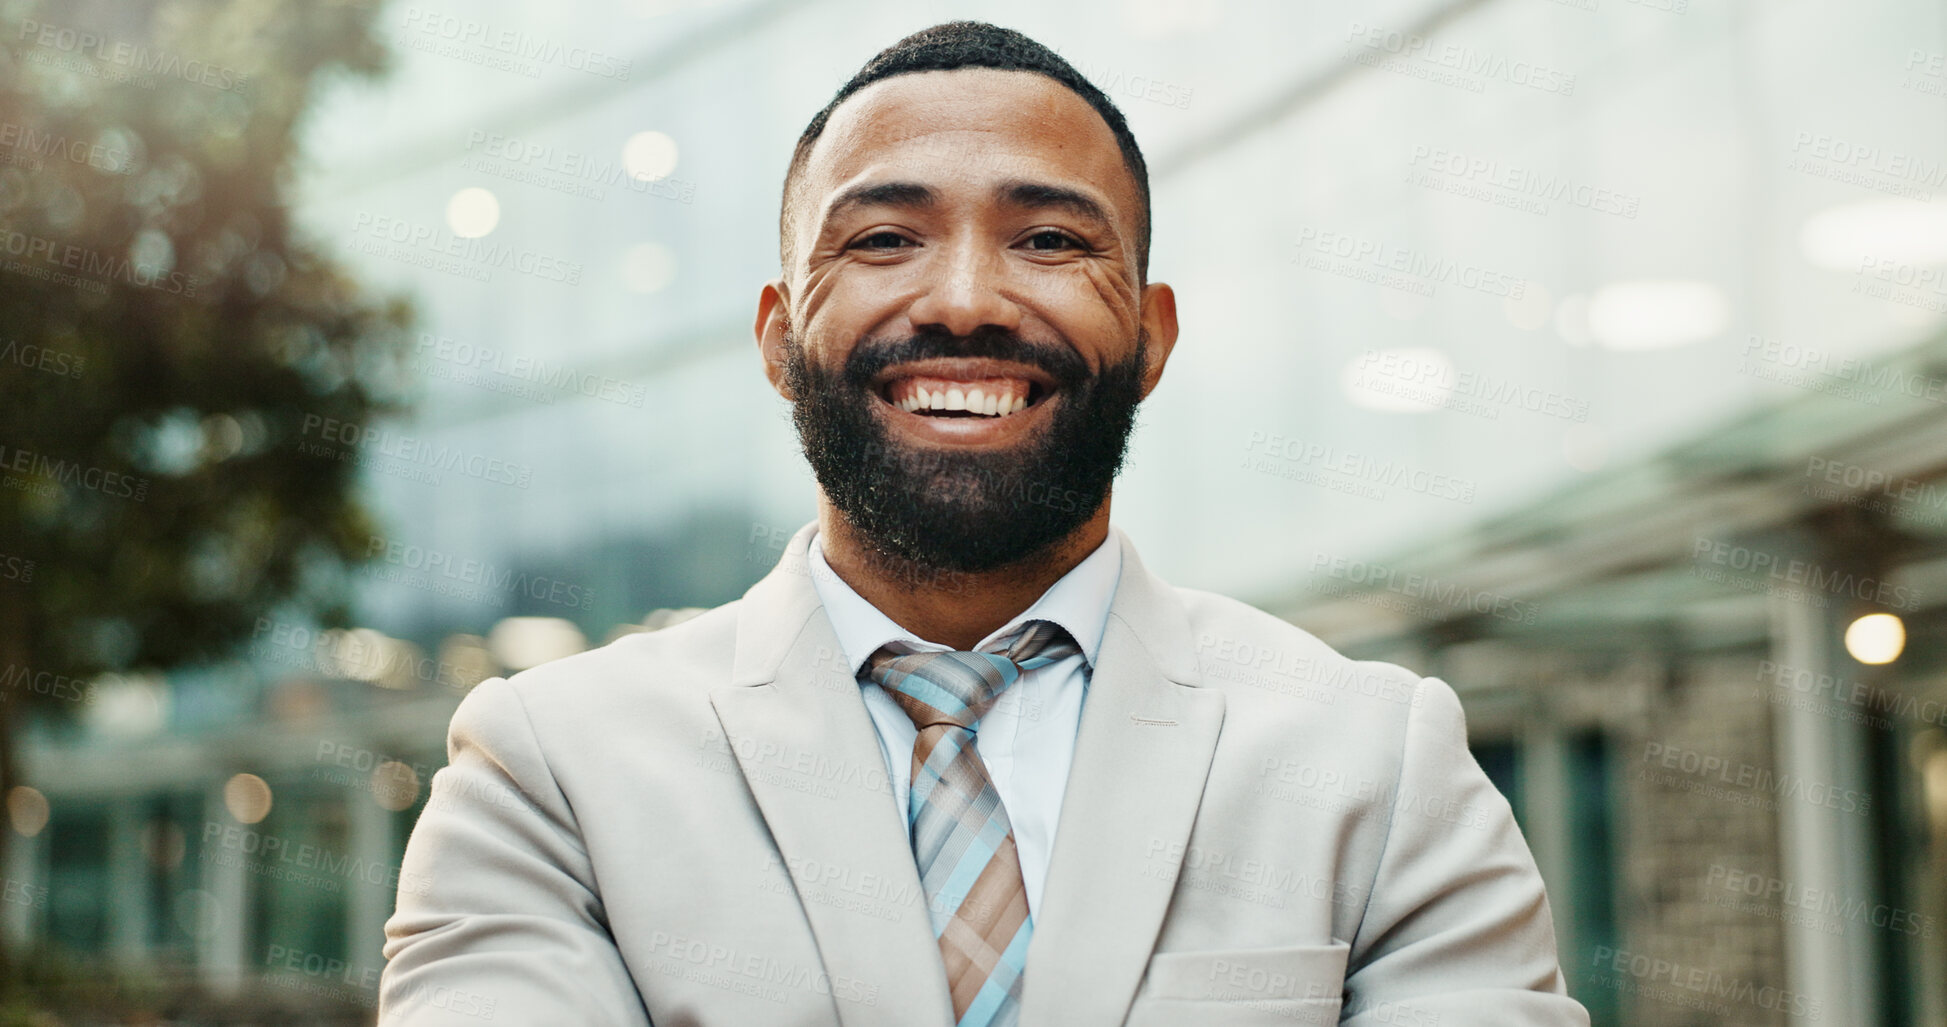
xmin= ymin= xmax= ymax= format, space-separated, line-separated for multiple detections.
xmin=800 ymin=66 xmax=1137 ymax=223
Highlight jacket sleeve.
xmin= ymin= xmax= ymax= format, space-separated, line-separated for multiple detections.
xmin=1339 ymin=675 xmax=1591 ymax=1027
xmin=378 ymin=675 xmax=654 ymax=1026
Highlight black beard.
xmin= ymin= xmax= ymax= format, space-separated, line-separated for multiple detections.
xmin=781 ymin=325 xmax=1148 ymax=577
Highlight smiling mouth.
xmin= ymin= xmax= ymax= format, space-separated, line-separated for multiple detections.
xmin=877 ymin=375 xmax=1053 ymax=418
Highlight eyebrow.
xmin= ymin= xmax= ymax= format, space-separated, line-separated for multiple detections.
xmin=820 ymin=178 xmax=1117 ymax=235
xmin=995 ymin=179 xmax=1113 ymax=231
xmin=823 ymin=180 xmax=938 ymax=223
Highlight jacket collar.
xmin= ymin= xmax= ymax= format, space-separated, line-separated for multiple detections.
xmin=717 ymin=519 xmax=1222 ymax=1027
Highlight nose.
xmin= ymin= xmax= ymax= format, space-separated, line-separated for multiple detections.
xmin=906 ymin=233 xmax=1022 ymax=338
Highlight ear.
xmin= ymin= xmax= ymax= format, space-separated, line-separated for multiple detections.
xmin=754 ymin=277 xmax=793 ymax=400
xmin=1136 ymin=281 xmax=1178 ymax=400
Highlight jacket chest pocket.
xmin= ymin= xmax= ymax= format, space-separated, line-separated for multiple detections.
xmin=1124 ymin=942 xmax=1349 ymax=1027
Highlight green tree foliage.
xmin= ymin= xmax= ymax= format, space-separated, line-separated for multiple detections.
xmin=0 ymin=0 xmax=410 ymax=761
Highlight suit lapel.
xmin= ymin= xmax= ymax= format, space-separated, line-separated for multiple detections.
xmin=1018 ymin=530 xmax=1226 ymax=1027
xmin=709 ymin=523 xmax=955 ymax=1027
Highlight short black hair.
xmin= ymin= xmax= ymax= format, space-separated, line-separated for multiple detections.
xmin=778 ymin=20 xmax=1151 ymax=283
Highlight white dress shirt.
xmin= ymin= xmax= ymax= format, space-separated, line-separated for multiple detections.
xmin=805 ymin=529 xmax=1121 ymax=918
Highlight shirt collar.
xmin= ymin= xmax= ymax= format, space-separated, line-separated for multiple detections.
xmin=806 ymin=528 xmax=1123 ymax=678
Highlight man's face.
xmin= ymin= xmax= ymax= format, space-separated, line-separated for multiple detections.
xmin=756 ymin=67 xmax=1178 ymax=573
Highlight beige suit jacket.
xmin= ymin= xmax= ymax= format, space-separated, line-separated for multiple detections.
xmin=379 ymin=523 xmax=1589 ymax=1026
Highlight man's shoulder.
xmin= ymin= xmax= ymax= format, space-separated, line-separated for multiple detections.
xmin=1165 ymin=584 xmax=1433 ymax=718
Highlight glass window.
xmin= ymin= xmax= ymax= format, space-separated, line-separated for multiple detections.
xmin=1564 ymin=731 xmax=1621 ymax=1027
xmin=251 ymin=786 xmax=350 ymax=971
xmin=45 ymin=803 xmax=108 ymax=956
xmin=1472 ymin=737 xmax=1525 ymax=832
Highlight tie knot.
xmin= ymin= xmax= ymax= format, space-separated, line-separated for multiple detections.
xmin=862 ymin=620 xmax=1080 ymax=731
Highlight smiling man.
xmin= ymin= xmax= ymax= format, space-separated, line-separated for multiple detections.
xmin=379 ymin=21 xmax=1589 ymax=1027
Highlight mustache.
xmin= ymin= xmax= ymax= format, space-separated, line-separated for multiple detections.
xmin=839 ymin=328 xmax=1092 ymax=391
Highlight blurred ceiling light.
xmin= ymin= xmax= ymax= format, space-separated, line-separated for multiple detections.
xmin=446 ymin=187 xmax=500 ymax=238
xmin=1800 ymin=198 xmax=1947 ymax=271
xmin=1586 ymin=280 xmax=1728 ymax=351
xmin=6 ymin=786 xmax=48 ymax=837
xmin=224 ymin=773 xmax=273 ymax=824
xmin=489 ymin=616 xmax=588 ymax=671
xmin=1844 ymin=612 xmax=1905 ymax=665
xmin=1554 ymin=293 xmax=1592 ymax=346
xmin=623 ymin=131 xmax=679 ymax=182
xmin=438 ymin=634 xmax=498 ymax=690
xmin=622 ymin=242 xmax=677 ymax=294
xmin=371 ymin=761 xmax=422 ymax=812
xmin=1504 ymin=283 xmax=1553 ymax=331
xmin=322 ymin=627 xmax=403 ymax=684
xmin=85 ymin=671 xmax=169 ymax=738
xmin=1339 ymin=347 xmax=1455 ymax=413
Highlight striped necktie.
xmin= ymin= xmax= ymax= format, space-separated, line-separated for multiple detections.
xmin=861 ymin=620 xmax=1081 ymax=1027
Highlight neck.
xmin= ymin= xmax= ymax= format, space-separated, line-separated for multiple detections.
xmin=815 ymin=500 xmax=1111 ymax=651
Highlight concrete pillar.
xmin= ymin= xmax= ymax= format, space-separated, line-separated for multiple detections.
xmin=345 ymin=780 xmax=396 ymax=972
xmin=2 ymin=818 xmax=43 ymax=949
xmin=1522 ymin=722 xmax=1574 ymax=960
xmin=199 ymin=786 xmax=248 ymax=997
xmin=105 ymin=797 xmax=151 ymax=965
xmin=1769 ymin=586 xmax=1880 ymax=1027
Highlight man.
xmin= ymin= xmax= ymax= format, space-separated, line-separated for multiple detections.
xmin=379 ymin=20 xmax=1589 ymax=1027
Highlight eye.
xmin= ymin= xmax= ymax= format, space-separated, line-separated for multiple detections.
xmin=849 ymin=231 xmax=912 ymax=250
xmin=1022 ymin=230 xmax=1083 ymax=252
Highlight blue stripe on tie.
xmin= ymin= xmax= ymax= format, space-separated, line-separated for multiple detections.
xmin=909 ymin=731 xmax=969 ymax=811
xmin=980 ymin=653 xmax=1022 ymax=688
xmin=888 ymin=670 xmax=973 ymax=720
xmin=931 ymin=832 xmax=1001 ymax=925
xmin=911 ymin=748 xmax=973 ymax=853
xmin=958 ymin=922 xmax=1032 ymax=1027
xmin=927 ymin=807 xmax=1011 ymax=906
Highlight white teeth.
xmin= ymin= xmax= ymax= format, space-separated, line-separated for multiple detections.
xmin=891 ymin=382 xmax=1035 ymax=416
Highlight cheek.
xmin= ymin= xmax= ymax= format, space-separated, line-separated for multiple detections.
xmin=1032 ymin=268 xmax=1140 ymax=361
xmin=804 ymin=269 xmax=917 ymax=342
